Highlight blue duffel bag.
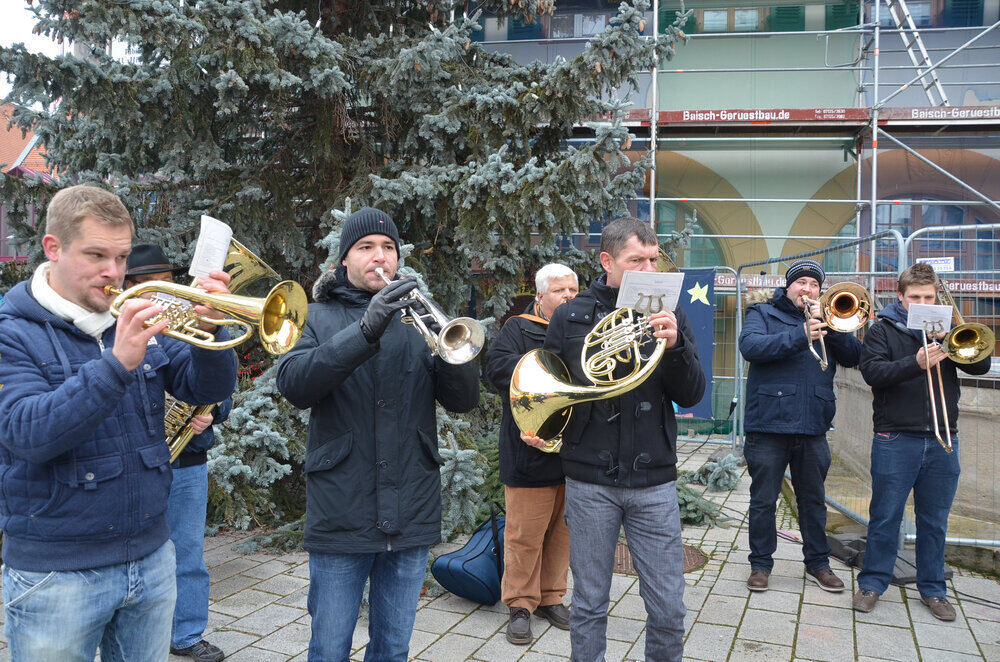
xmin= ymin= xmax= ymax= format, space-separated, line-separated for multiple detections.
xmin=431 ymin=503 xmax=505 ymax=605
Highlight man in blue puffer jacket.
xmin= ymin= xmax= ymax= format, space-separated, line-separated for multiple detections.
xmin=0 ymin=185 xmax=238 ymax=662
xmin=739 ymin=259 xmax=861 ymax=595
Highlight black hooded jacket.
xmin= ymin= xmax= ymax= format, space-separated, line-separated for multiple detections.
xmin=543 ymin=275 xmax=706 ymax=488
xmin=276 ymin=268 xmax=479 ymax=553
xmin=860 ymin=301 xmax=990 ymax=434
xmin=485 ymin=301 xmax=564 ymax=487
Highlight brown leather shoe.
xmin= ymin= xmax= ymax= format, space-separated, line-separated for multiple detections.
xmin=747 ymin=569 xmax=769 ymax=592
xmin=806 ymin=568 xmax=845 ymax=593
xmin=853 ymin=588 xmax=879 ymax=613
xmin=921 ymin=596 xmax=957 ymax=621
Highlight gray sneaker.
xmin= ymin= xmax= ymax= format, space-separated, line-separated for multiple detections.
xmin=170 ymin=640 xmax=225 ymax=662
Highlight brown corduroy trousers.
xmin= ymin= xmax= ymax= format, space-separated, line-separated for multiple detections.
xmin=501 ymin=484 xmax=571 ymax=611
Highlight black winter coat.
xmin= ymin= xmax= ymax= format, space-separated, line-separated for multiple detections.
xmin=543 ymin=275 xmax=706 ymax=488
xmin=739 ymin=289 xmax=861 ymax=435
xmin=485 ymin=302 xmax=564 ymax=487
xmin=860 ymin=301 xmax=990 ymax=434
xmin=276 ymin=268 xmax=479 ymax=553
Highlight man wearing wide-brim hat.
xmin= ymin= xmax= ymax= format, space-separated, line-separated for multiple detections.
xmin=125 ymin=243 xmax=232 ymax=662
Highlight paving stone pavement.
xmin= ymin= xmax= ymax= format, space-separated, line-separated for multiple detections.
xmin=0 ymin=440 xmax=998 ymax=661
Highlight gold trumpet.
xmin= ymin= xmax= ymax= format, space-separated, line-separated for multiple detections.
xmin=922 ymin=280 xmax=996 ymax=453
xmin=510 ymin=249 xmax=678 ymax=453
xmin=801 ymin=283 xmax=872 ymax=371
xmin=104 ymin=279 xmax=307 ymax=355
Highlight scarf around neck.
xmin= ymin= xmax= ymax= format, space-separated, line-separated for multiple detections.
xmin=30 ymin=262 xmax=116 ymax=339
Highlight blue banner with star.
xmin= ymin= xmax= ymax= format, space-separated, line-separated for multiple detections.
xmin=676 ymin=268 xmax=715 ymax=419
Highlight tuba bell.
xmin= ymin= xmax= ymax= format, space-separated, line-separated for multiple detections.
xmin=509 ymin=248 xmax=678 ymax=453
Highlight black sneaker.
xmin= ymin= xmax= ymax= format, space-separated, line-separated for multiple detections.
xmin=170 ymin=640 xmax=225 ymax=662
xmin=506 ymin=606 xmax=532 ymax=645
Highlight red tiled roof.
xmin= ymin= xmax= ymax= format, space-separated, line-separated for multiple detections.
xmin=0 ymin=103 xmax=50 ymax=175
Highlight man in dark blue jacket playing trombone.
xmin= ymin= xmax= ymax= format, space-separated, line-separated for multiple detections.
xmin=739 ymin=259 xmax=861 ymax=594
xmin=0 ymin=185 xmax=238 ymax=662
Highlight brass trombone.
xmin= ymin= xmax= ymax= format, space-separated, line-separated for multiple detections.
xmin=373 ymin=267 xmax=484 ymax=365
xmin=922 ymin=280 xmax=996 ymax=453
xmin=801 ymin=283 xmax=872 ymax=371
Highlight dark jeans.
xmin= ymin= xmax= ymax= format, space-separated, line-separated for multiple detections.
xmin=744 ymin=432 xmax=832 ymax=573
xmin=858 ymin=432 xmax=960 ymax=598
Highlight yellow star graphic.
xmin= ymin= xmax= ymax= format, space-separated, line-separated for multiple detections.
xmin=687 ymin=282 xmax=710 ymax=306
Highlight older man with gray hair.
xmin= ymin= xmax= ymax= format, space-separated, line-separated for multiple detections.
xmin=485 ymin=263 xmax=578 ymax=645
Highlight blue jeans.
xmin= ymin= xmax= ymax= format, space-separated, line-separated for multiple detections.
xmin=859 ymin=432 xmax=960 ymax=598
xmin=744 ymin=432 xmax=832 ymax=573
xmin=307 ymin=546 xmax=429 ymax=662
xmin=564 ymin=478 xmax=685 ymax=662
xmin=167 ymin=463 xmax=210 ymax=649
xmin=2 ymin=540 xmax=176 ymax=662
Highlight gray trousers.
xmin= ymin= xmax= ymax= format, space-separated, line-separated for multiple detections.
xmin=564 ymin=477 xmax=686 ymax=662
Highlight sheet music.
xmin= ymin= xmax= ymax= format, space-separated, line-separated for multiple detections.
xmin=615 ymin=271 xmax=685 ymax=312
xmin=188 ymin=215 xmax=233 ymax=279
xmin=906 ymin=303 xmax=953 ymax=335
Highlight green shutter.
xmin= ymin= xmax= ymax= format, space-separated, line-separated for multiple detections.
xmin=826 ymin=2 xmax=860 ymax=30
xmin=507 ymin=16 xmax=543 ymax=41
xmin=770 ymin=6 xmax=805 ymax=32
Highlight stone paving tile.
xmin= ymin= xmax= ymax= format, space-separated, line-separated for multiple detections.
xmin=606 ymin=615 xmax=645 ymax=642
xmin=521 ymin=653 xmax=570 ymax=662
xmin=208 ymin=557 xmax=261 ymax=582
xmin=530 ymin=623 xmax=571 ymax=657
xmin=737 ymin=608 xmax=797 ymax=647
xmin=798 ymin=603 xmax=854 ymax=630
xmin=416 ymin=632 xmax=486 ymax=661
xmin=729 ymin=639 xmax=793 ymax=661
xmin=747 ymin=587 xmax=800 ymax=613
xmin=912 ymin=619 xmax=981 ymax=655
xmin=275 ymin=586 xmax=309 ymax=610
xmin=412 ymin=606 xmax=466 ymax=634
xmin=428 ymin=592 xmax=482 ymax=614
xmin=915 ymin=649 xmax=988 ymax=661
xmin=407 ymin=629 xmax=440 ymax=657
xmin=609 ymin=594 xmax=649 ymax=620
xmin=855 ymin=622 xmax=919 ymax=661
xmin=683 ymin=622 xmax=737 ymax=660
xmin=254 ymin=622 xmax=311 ymax=656
xmin=243 ymin=559 xmax=297 ymax=580
xmin=210 ymin=573 xmax=261 ymax=600
xmin=228 ymin=603 xmax=305 ymax=636
xmin=449 ymin=608 xmax=508 ymax=638
xmin=225 ymin=645 xmax=290 ymax=661
xmin=253 ymin=573 xmax=310 ymax=596
xmin=707 ymin=578 xmax=753 ymax=598
xmin=211 ymin=588 xmax=279 ymax=618
xmin=697 ymin=594 xmax=747 ymax=626
xmin=853 ymin=598 xmax=912 ymax=627
xmin=793 ymin=622 xmax=856 ymax=662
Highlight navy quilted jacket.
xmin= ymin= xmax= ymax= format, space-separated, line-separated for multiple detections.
xmin=0 ymin=280 xmax=238 ymax=572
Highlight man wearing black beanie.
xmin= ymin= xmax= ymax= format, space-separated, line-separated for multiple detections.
xmin=276 ymin=207 xmax=479 ymax=661
xmin=738 ymin=258 xmax=862 ymax=595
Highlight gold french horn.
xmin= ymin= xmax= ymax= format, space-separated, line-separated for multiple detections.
xmin=509 ymin=249 xmax=677 ymax=453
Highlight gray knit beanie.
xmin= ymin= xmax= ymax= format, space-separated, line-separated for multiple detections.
xmin=785 ymin=259 xmax=825 ymax=287
xmin=338 ymin=207 xmax=401 ymax=263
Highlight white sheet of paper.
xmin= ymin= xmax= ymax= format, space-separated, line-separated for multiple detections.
xmin=906 ymin=303 xmax=953 ymax=335
xmin=188 ymin=215 xmax=233 ymax=279
xmin=615 ymin=271 xmax=685 ymax=312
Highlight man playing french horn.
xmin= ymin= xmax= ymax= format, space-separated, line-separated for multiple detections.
xmin=522 ymin=217 xmax=706 ymax=662
xmin=276 ymin=208 xmax=479 ymax=662
xmin=0 ymin=185 xmax=239 ymax=662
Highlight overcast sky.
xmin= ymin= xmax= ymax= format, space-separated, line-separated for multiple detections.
xmin=0 ymin=2 xmax=66 ymax=99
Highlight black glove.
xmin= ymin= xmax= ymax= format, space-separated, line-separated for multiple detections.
xmin=360 ymin=277 xmax=418 ymax=343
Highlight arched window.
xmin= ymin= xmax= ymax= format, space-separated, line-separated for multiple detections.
xmin=656 ymin=201 xmax=724 ymax=268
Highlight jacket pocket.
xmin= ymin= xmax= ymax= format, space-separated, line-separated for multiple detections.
xmin=303 ymin=431 xmax=357 ymax=535
xmin=137 ymin=444 xmax=172 ymax=526
xmin=757 ymin=383 xmax=797 ymax=427
xmin=36 ymin=454 xmax=126 ymax=539
xmin=814 ymin=385 xmax=836 ymax=429
xmin=303 ymin=431 xmax=354 ymax=474
xmin=417 ymin=428 xmax=443 ymax=467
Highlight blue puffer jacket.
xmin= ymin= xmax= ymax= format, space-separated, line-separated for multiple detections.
xmin=0 ymin=280 xmax=238 ymax=572
xmin=739 ymin=288 xmax=862 ymax=435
